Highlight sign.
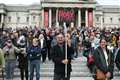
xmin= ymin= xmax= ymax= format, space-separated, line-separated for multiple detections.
xmin=58 ymin=9 xmax=75 ymax=22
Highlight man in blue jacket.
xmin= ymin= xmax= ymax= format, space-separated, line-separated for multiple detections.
xmin=27 ymin=38 xmax=41 ymax=80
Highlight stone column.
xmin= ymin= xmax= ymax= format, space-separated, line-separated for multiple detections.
xmin=93 ymin=9 xmax=95 ymax=27
xmin=49 ymin=8 xmax=52 ymax=28
xmin=0 ymin=14 xmax=1 ymax=27
xmin=101 ymin=16 xmax=103 ymax=29
xmin=85 ymin=9 xmax=88 ymax=27
xmin=1 ymin=14 xmax=4 ymax=23
xmin=29 ymin=14 xmax=32 ymax=26
xmin=56 ymin=8 xmax=59 ymax=27
xmin=1 ymin=14 xmax=5 ymax=28
xmin=78 ymin=9 xmax=81 ymax=27
xmin=42 ymin=9 xmax=44 ymax=28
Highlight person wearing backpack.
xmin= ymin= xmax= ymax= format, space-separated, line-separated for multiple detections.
xmin=83 ymin=39 xmax=95 ymax=76
xmin=17 ymin=33 xmax=28 ymax=80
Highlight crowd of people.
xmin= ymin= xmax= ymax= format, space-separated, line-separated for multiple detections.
xmin=0 ymin=25 xmax=120 ymax=80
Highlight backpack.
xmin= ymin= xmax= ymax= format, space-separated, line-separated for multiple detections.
xmin=87 ymin=53 xmax=94 ymax=65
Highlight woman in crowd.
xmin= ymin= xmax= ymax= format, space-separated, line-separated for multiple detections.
xmin=93 ymin=38 xmax=114 ymax=80
xmin=39 ymin=33 xmax=47 ymax=63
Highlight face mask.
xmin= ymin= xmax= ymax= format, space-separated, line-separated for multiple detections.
xmin=7 ymin=43 xmax=12 ymax=48
xmin=51 ymin=32 xmax=55 ymax=36
xmin=96 ymin=34 xmax=100 ymax=38
xmin=85 ymin=37 xmax=89 ymax=40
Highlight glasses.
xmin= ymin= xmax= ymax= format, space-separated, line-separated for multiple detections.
xmin=101 ymin=41 xmax=106 ymax=43
xmin=7 ymin=40 xmax=12 ymax=43
xmin=57 ymin=36 xmax=63 ymax=39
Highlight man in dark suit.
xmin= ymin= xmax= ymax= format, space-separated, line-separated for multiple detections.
xmin=51 ymin=33 xmax=74 ymax=80
xmin=93 ymin=38 xmax=114 ymax=80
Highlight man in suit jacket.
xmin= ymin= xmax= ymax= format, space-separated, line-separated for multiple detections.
xmin=51 ymin=33 xmax=74 ymax=80
xmin=93 ymin=38 xmax=114 ymax=80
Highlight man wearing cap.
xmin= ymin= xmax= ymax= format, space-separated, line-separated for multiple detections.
xmin=3 ymin=39 xmax=20 ymax=80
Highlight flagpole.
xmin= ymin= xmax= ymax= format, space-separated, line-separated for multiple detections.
xmin=65 ymin=35 xmax=67 ymax=78
xmin=63 ymin=22 xmax=68 ymax=78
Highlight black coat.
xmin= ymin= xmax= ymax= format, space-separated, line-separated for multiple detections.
xmin=115 ymin=49 xmax=120 ymax=70
xmin=17 ymin=53 xmax=28 ymax=68
xmin=93 ymin=46 xmax=114 ymax=79
xmin=51 ymin=44 xmax=74 ymax=74
xmin=39 ymin=39 xmax=47 ymax=54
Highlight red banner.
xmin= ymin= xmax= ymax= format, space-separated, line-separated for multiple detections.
xmin=58 ymin=9 xmax=75 ymax=22
xmin=44 ymin=10 xmax=49 ymax=27
xmin=88 ymin=11 xmax=93 ymax=27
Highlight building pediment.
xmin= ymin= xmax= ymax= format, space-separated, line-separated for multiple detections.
xmin=0 ymin=3 xmax=6 ymax=9
xmin=43 ymin=0 xmax=96 ymax=3
xmin=0 ymin=4 xmax=6 ymax=14
xmin=41 ymin=0 xmax=96 ymax=8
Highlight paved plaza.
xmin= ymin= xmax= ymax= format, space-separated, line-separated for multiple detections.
xmin=1 ymin=76 xmax=120 ymax=80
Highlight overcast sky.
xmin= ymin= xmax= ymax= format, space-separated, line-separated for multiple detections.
xmin=0 ymin=0 xmax=120 ymax=5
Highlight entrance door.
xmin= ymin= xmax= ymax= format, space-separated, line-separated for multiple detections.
xmin=0 ymin=14 xmax=1 ymax=23
xmin=81 ymin=9 xmax=85 ymax=27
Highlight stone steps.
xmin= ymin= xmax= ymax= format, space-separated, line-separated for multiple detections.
xmin=0 ymin=57 xmax=120 ymax=78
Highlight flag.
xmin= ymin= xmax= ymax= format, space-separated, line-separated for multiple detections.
xmin=63 ymin=22 xmax=67 ymax=34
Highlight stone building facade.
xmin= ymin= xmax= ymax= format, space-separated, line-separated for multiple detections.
xmin=0 ymin=0 xmax=120 ymax=29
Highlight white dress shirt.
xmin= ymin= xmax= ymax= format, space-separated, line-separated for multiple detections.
xmin=40 ymin=39 xmax=44 ymax=49
xmin=103 ymin=49 xmax=108 ymax=66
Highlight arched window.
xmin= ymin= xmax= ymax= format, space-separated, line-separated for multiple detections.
xmin=118 ymin=18 xmax=120 ymax=22
xmin=110 ymin=17 xmax=112 ymax=23
xmin=96 ymin=17 xmax=99 ymax=22
xmin=26 ymin=17 xmax=29 ymax=22
xmin=103 ymin=18 xmax=104 ymax=23
xmin=17 ymin=17 xmax=20 ymax=23
xmin=33 ymin=16 xmax=36 ymax=21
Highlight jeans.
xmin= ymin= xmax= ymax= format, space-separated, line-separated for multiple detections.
xmin=30 ymin=60 xmax=40 ymax=80
xmin=5 ymin=59 xmax=16 ymax=79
